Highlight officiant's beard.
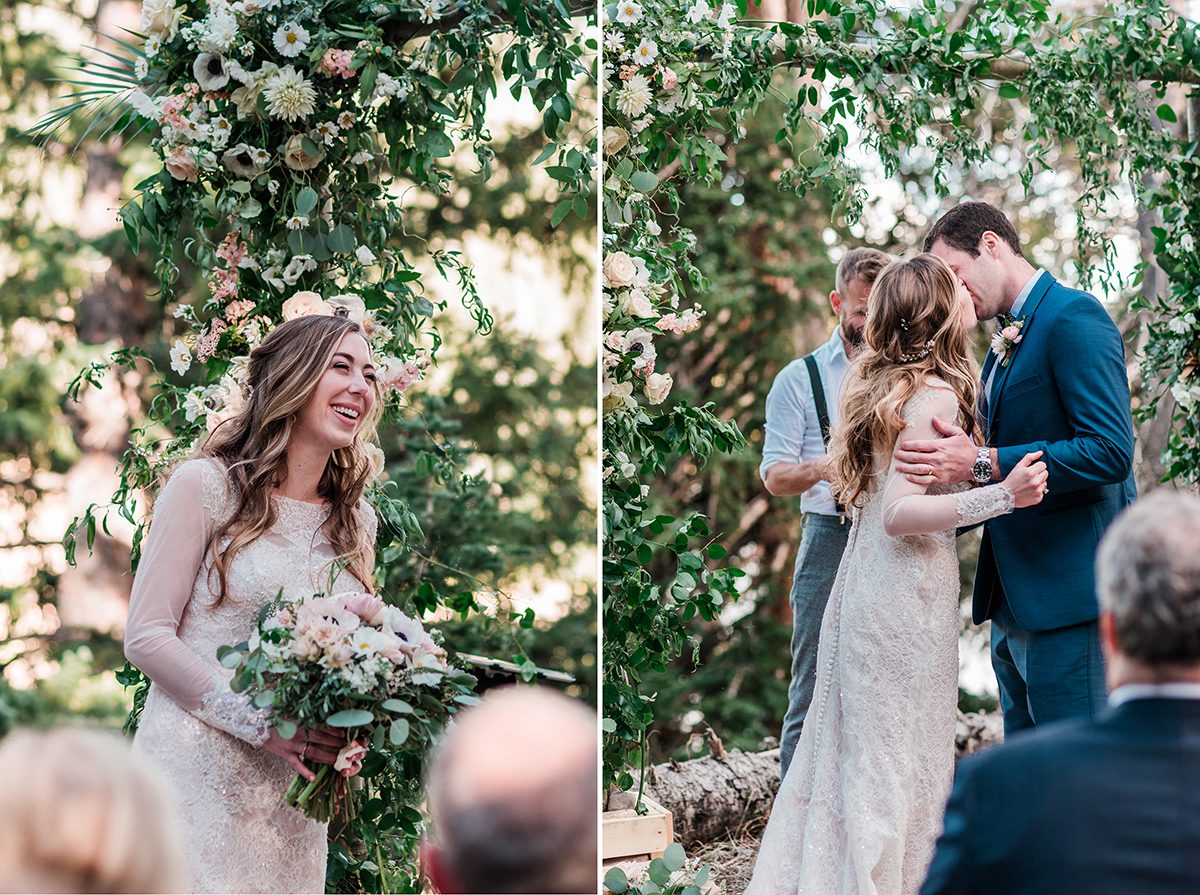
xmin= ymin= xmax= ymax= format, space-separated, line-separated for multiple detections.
xmin=842 ymin=321 xmax=865 ymax=350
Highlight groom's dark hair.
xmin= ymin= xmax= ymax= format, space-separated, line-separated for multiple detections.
xmin=923 ymin=201 xmax=1027 ymax=260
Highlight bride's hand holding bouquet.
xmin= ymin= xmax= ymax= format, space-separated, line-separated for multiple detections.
xmin=221 ymin=588 xmax=476 ymax=822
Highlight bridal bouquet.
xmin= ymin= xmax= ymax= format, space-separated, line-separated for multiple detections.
xmin=219 ymin=589 xmax=476 ymax=822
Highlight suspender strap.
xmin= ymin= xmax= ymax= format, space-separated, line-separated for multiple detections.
xmin=803 ymin=353 xmax=844 ymax=516
xmin=803 ymin=354 xmax=832 ymax=447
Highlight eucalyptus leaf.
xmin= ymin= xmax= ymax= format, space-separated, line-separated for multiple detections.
xmin=326 ymin=709 xmax=374 ymax=727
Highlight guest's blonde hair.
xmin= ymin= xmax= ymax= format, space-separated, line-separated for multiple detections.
xmin=0 ymin=727 xmax=186 ymax=893
xmin=829 ymin=253 xmax=981 ymax=509
xmin=199 ymin=315 xmax=383 ymax=604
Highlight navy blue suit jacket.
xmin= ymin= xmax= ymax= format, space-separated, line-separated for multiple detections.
xmin=973 ymin=273 xmax=1136 ymax=631
xmin=920 ymin=698 xmax=1200 ymax=895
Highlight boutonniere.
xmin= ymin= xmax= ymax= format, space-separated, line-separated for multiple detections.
xmin=990 ymin=315 xmax=1026 ymax=368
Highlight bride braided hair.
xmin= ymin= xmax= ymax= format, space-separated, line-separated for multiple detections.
xmin=829 ymin=253 xmax=982 ymax=510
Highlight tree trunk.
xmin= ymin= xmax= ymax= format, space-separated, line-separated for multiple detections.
xmin=646 ymin=712 xmax=1002 ymax=846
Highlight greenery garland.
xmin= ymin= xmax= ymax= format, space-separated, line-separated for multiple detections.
xmin=602 ymin=0 xmax=1199 ymax=799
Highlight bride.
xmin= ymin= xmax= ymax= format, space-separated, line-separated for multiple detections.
xmin=746 ymin=254 xmax=1048 ymax=895
xmin=124 ymin=312 xmax=382 ymax=893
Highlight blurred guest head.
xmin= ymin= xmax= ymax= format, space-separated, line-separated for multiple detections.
xmin=0 ymin=726 xmax=186 ymax=893
xmin=423 ymin=686 xmax=597 ymax=894
xmin=1097 ymin=490 xmax=1200 ymax=689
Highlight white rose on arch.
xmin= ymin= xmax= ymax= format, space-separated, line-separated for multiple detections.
xmin=602 ymin=126 xmax=630 ymax=155
xmin=644 ymin=371 xmax=673 ymax=404
xmin=603 ymin=251 xmax=638 ymax=287
xmin=141 ymin=0 xmax=183 ymax=40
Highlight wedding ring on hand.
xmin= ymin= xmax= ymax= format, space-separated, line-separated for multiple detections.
xmin=301 ymin=743 xmax=308 ymax=761
xmin=923 ymin=464 xmax=934 ymax=476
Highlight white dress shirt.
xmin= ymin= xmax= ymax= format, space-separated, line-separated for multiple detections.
xmin=1109 ymin=681 xmax=1200 ymax=706
xmin=760 ymin=328 xmax=852 ymax=516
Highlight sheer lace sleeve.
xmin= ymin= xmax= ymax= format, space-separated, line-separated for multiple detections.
xmin=880 ymin=387 xmax=1015 ymax=537
xmin=124 ymin=459 xmax=269 ymax=746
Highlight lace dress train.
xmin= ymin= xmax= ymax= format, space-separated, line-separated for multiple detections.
xmin=746 ymin=384 xmax=1015 ymax=895
xmin=125 ymin=458 xmax=376 ymax=894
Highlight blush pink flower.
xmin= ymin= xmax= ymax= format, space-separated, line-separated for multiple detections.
xmin=1000 ymin=325 xmax=1022 ymax=342
xmin=225 ymin=299 xmax=255 ymax=321
xmin=165 ymin=148 xmax=199 ymax=182
xmin=660 ymin=67 xmax=678 ymax=89
xmin=341 ymin=592 xmax=386 ymax=625
xmin=318 ymin=48 xmax=356 ymax=78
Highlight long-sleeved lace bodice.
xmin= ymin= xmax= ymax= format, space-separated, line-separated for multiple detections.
xmin=126 ymin=457 xmax=377 ymax=894
xmin=746 ymin=383 xmax=1013 ymax=895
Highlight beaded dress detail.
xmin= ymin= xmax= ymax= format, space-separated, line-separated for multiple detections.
xmin=125 ymin=458 xmax=377 ymax=894
xmin=746 ymin=384 xmax=1014 ymax=895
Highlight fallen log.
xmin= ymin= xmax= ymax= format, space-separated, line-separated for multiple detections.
xmin=646 ymin=711 xmax=1002 ymax=846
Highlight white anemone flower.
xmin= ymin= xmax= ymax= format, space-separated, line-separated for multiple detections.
xmin=221 ymin=143 xmax=269 ymax=177
xmin=193 ymin=53 xmax=230 ymax=90
xmin=272 ymin=22 xmax=310 ymax=57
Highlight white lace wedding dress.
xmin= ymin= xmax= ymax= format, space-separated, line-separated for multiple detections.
xmin=746 ymin=383 xmax=1015 ymax=895
xmin=125 ymin=458 xmax=376 ymax=894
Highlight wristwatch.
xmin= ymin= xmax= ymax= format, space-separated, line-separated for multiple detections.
xmin=971 ymin=447 xmax=993 ymax=485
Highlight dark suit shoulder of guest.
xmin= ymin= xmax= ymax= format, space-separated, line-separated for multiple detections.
xmin=973 ymin=275 xmax=1137 ymax=631
xmin=920 ymin=698 xmax=1200 ymax=895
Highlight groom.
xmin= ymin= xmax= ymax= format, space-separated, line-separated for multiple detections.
xmin=895 ymin=202 xmax=1136 ymax=735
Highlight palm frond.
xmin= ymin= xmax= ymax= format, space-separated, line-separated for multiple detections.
xmin=24 ymin=31 xmax=148 ymax=149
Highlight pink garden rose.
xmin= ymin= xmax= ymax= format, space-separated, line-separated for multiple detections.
xmin=1000 ymin=325 xmax=1022 ymax=342
xmin=165 ymin=148 xmax=199 ymax=182
xmin=661 ymin=67 xmax=678 ymax=89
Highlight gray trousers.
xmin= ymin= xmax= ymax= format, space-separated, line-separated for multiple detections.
xmin=780 ymin=512 xmax=850 ymax=780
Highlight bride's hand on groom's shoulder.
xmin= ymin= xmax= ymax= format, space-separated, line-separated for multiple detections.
xmin=893 ymin=416 xmax=976 ymax=485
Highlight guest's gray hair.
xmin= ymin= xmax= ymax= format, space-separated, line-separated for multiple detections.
xmin=1097 ymin=491 xmax=1200 ymax=666
xmin=835 ymin=247 xmax=892 ymax=296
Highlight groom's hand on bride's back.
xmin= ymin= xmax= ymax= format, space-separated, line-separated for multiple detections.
xmin=894 ymin=416 xmax=977 ymax=485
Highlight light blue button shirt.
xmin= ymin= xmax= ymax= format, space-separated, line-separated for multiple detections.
xmin=985 ymin=268 xmax=1046 ymax=402
xmin=760 ymin=328 xmax=852 ymax=516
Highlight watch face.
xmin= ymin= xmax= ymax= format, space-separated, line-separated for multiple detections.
xmin=972 ymin=460 xmax=991 ymax=483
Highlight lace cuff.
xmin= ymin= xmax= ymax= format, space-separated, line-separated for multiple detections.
xmin=192 ymin=680 xmax=271 ymax=747
xmin=954 ymin=483 xmax=1015 ymax=528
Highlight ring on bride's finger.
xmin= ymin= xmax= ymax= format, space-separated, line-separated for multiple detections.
xmin=301 ymin=743 xmax=308 ymax=760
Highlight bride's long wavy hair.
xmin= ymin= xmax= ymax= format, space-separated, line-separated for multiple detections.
xmin=199 ymin=315 xmax=383 ymax=605
xmin=829 ymin=253 xmax=981 ymax=509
